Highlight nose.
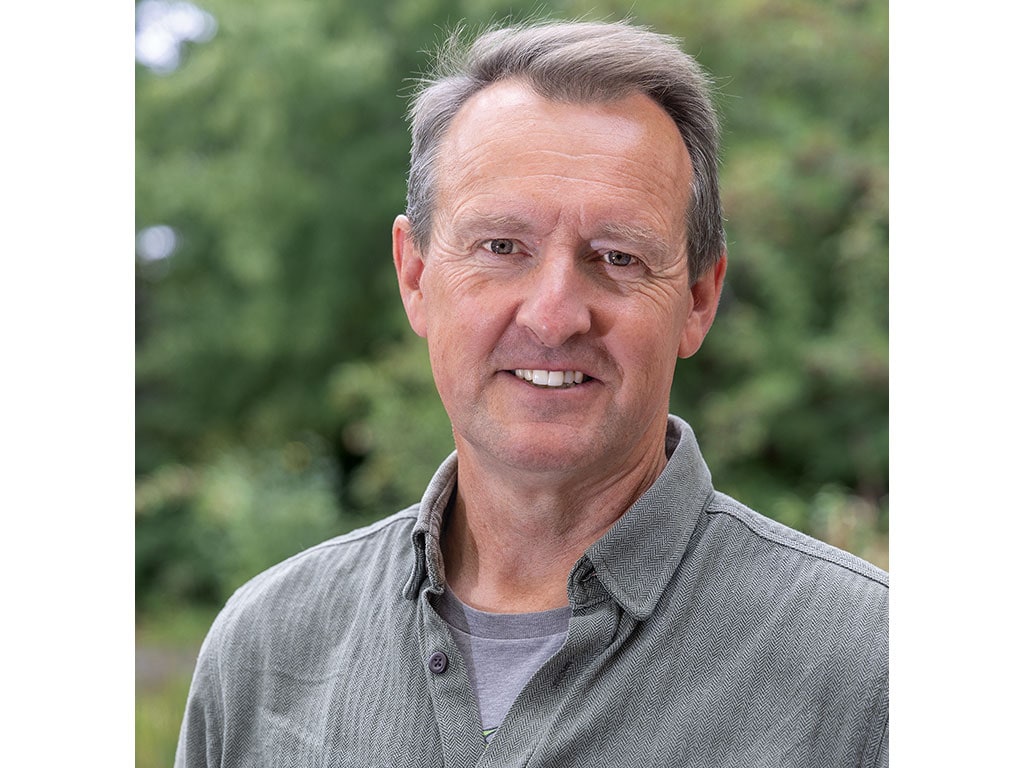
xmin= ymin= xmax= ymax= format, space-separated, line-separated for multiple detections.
xmin=515 ymin=254 xmax=592 ymax=347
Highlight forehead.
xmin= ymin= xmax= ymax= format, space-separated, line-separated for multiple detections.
xmin=433 ymin=80 xmax=693 ymax=242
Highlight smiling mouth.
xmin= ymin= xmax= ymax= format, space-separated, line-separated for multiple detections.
xmin=513 ymin=369 xmax=588 ymax=388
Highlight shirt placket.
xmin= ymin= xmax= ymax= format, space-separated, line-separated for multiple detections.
xmin=418 ymin=589 xmax=487 ymax=768
xmin=471 ymin=561 xmax=625 ymax=767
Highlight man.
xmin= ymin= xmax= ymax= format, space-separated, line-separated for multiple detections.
xmin=176 ymin=20 xmax=888 ymax=767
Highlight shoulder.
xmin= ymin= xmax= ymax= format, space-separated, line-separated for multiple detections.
xmin=706 ymin=490 xmax=888 ymax=588
xmin=235 ymin=506 xmax=419 ymax=597
xmin=177 ymin=507 xmax=426 ymax=763
xmin=692 ymin=491 xmax=888 ymax=635
xmin=673 ymin=493 xmax=888 ymax=767
xmin=204 ymin=506 xmax=421 ymax=657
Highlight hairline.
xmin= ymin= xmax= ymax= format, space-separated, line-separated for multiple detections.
xmin=405 ymin=21 xmax=725 ymax=281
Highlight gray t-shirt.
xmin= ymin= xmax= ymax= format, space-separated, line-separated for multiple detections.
xmin=435 ymin=588 xmax=570 ymax=743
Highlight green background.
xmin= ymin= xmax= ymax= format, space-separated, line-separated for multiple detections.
xmin=135 ymin=0 xmax=887 ymax=763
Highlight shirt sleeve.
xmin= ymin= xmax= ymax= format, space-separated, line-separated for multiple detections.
xmin=872 ymin=718 xmax=889 ymax=768
xmin=174 ymin=627 xmax=225 ymax=768
xmin=862 ymin=650 xmax=889 ymax=768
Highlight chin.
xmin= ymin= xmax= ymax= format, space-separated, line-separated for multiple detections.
xmin=465 ymin=427 xmax=605 ymax=477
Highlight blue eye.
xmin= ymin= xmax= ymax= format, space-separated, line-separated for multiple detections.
xmin=487 ymin=239 xmax=516 ymax=255
xmin=603 ymin=251 xmax=634 ymax=267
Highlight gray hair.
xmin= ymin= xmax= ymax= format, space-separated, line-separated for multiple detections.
xmin=405 ymin=20 xmax=725 ymax=280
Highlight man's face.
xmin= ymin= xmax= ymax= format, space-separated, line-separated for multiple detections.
xmin=394 ymin=80 xmax=723 ymax=481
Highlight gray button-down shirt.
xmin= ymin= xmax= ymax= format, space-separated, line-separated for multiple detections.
xmin=176 ymin=415 xmax=889 ymax=767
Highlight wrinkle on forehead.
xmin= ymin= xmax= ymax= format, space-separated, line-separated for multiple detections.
xmin=431 ymin=79 xmax=693 ymax=268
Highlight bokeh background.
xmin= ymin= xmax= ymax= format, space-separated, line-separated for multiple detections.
xmin=135 ymin=0 xmax=888 ymax=763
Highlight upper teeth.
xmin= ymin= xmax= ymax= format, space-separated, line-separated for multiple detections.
xmin=514 ymin=369 xmax=585 ymax=387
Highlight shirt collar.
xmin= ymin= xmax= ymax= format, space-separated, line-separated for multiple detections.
xmin=403 ymin=449 xmax=457 ymax=600
xmin=581 ymin=415 xmax=713 ymax=619
xmin=404 ymin=415 xmax=714 ymax=620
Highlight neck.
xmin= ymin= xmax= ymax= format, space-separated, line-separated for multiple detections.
xmin=441 ymin=440 xmax=667 ymax=613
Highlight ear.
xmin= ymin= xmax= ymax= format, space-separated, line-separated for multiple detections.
xmin=677 ymin=253 xmax=727 ymax=359
xmin=393 ymin=215 xmax=428 ymax=338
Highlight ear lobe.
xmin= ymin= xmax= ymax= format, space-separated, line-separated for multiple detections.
xmin=677 ymin=253 xmax=727 ymax=359
xmin=393 ymin=215 xmax=428 ymax=338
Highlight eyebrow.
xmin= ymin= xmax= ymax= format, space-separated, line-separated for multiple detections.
xmin=591 ymin=222 xmax=674 ymax=263
xmin=451 ymin=212 xmax=537 ymax=241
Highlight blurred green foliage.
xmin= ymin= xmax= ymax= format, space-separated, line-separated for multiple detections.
xmin=136 ymin=2 xmax=887 ymax=765
xmin=136 ymin=0 xmax=888 ymax=618
xmin=135 ymin=438 xmax=345 ymax=611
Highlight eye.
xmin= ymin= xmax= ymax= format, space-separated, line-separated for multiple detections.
xmin=486 ymin=239 xmax=517 ymax=255
xmin=602 ymin=251 xmax=635 ymax=267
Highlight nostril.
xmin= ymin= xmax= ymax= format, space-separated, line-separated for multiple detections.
xmin=516 ymin=302 xmax=592 ymax=348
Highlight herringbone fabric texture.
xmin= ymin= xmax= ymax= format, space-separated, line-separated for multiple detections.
xmin=176 ymin=415 xmax=888 ymax=767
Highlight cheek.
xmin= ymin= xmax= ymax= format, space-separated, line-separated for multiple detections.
xmin=425 ymin=292 xmax=497 ymax=343
xmin=422 ymin=282 xmax=508 ymax=373
xmin=429 ymin=269 xmax=519 ymax=333
xmin=607 ymin=305 xmax=687 ymax=381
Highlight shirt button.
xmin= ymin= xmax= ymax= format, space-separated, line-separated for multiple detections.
xmin=428 ymin=651 xmax=449 ymax=674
